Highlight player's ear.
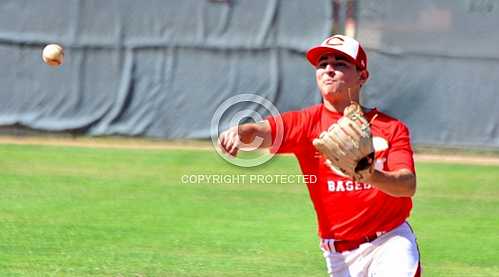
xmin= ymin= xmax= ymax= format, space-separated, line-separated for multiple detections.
xmin=359 ymin=69 xmax=369 ymax=85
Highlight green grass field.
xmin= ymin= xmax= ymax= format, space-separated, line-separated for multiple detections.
xmin=1 ymin=144 xmax=498 ymax=276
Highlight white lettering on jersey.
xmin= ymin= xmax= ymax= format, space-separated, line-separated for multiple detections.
xmin=345 ymin=181 xmax=354 ymax=191
xmin=355 ymin=182 xmax=363 ymax=190
xmin=336 ymin=180 xmax=345 ymax=192
xmin=328 ymin=180 xmax=336 ymax=192
xmin=327 ymin=180 xmax=372 ymax=192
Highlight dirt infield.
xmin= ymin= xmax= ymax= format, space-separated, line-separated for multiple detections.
xmin=0 ymin=135 xmax=213 ymax=151
xmin=1 ymin=135 xmax=499 ymax=166
xmin=413 ymin=154 xmax=499 ymax=166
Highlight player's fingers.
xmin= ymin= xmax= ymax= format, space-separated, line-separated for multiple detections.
xmin=218 ymin=137 xmax=228 ymax=154
xmin=218 ymin=134 xmax=229 ymax=154
xmin=229 ymin=147 xmax=239 ymax=157
xmin=220 ymin=131 xmax=236 ymax=155
xmin=228 ymin=135 xmax=241 ymax=156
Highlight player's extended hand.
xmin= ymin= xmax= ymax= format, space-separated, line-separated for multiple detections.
xmin=218 ymin=126 xmax=241 ymax=157
xmin=313 ymin=102 xmax=375 ymax=181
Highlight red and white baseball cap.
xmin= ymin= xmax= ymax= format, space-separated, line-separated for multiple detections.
xmin=306 ymin=35 xmax=367 ymax=70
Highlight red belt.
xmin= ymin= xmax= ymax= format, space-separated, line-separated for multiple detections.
xmin=333 ymin=233 xmax=380 ymax=253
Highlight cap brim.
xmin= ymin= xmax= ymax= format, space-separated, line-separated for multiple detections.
xmin=306 ymin=46 xmax=356 ymax=67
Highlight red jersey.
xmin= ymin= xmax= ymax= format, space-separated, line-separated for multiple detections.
xmin=267 ymin=104 xmax=415 ymax=240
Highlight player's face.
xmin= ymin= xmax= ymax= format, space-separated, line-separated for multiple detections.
xmin=315 ymin=53 xmax=364 ymax=102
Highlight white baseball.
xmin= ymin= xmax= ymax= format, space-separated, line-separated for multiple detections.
xmin=42 ymin=44 xmax=64 ymax=67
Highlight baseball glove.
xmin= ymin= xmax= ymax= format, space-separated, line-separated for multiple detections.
xmin=313 ymin=102 xmax=375 ymax=181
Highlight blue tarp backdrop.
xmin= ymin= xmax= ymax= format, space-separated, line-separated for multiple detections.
xmin=358 ymin=0 xmax=499 ymax=148
xmin=0 ymin=0 xmax=328 ymax=137
xmin=1 ymin=0 xmax=498 ymax=148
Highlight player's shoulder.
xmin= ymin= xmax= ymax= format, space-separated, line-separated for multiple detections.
xmin=370 ymin=109 xmax=411 ymax=132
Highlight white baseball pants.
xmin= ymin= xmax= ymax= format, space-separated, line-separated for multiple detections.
xmin=320 ymin=222 xmax=421 ymax=277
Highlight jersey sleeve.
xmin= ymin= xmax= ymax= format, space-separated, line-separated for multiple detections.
xmin=267 ymin=110 xmax=311 ymax=154
xmin=386 ymin=122 xmax=416 ymax=173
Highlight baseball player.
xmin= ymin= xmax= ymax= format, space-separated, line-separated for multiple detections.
xmin=218 ymin=35 xmax=421 ymax=276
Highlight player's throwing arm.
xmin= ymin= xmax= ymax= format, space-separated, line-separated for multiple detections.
xmin=218 ymin=121 xmax=272 ymax=157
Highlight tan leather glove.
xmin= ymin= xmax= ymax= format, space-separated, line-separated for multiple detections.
xmin=313 ymin=102 xmax=375 ymax=181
